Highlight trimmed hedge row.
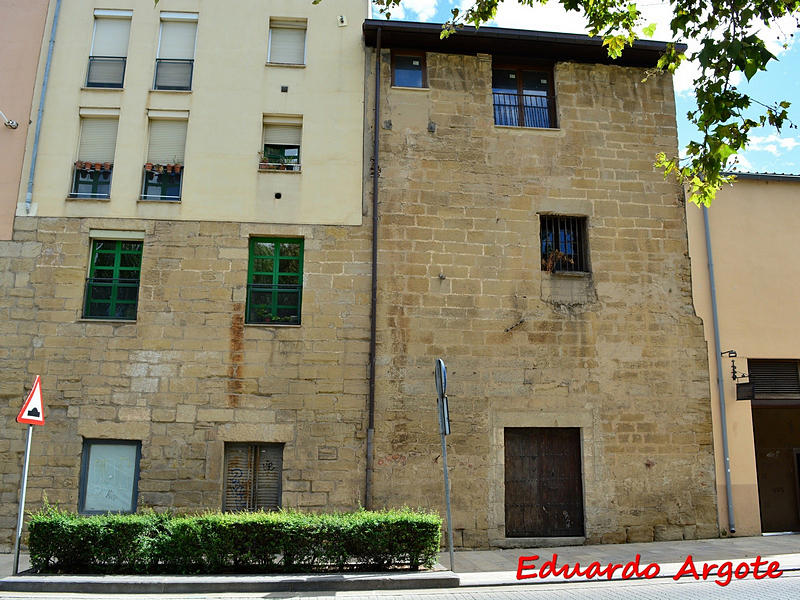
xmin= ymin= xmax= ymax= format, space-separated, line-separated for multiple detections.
xmin=28 ymin=507 xmax=442 ymax=574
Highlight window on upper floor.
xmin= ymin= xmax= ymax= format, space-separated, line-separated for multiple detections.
xmin=79 ymin=439 xmax=141 ymax=514
xmin=154 ymin=13 xmax=197 ymax=90
xmin=493 ymin=66 xmax=556 ymax=129
xmin=246 ymin=238 xmax=303 ymax=325
xmin=223 ymin=443 xmax=284 ymax=511
xmin=142 ymin=118 xmax=187 ymax=201
xmin=71 ymin=116 xmax=118 ymax=199
xmin=86 ymin=10 xmax=132 ymax=88
xmin=392 ymin=51 xmax=427 ymax=88
xmin=83 ymin=238 xmax=143 ymax=320
xmin=260 ymin=116 xmax=302 ymax=172
xmin=540 ymin=215 xmax=589 ymax=273
xmin=267 ymin=19 xmax=306 ymax=65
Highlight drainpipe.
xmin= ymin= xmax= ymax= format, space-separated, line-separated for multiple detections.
xmin=25 ymin=0 xmax=62 ymax=214
xmin=703 ymin=205 xmax=736 ymax=534
xmin=365 ymin=27 xmax=381 ymax=510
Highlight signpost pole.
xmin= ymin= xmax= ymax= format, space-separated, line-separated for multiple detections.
xmin=13 ymin=424 xmax=33 ymax=575
xmin=438 ymin=399 xmax=455 ymax=572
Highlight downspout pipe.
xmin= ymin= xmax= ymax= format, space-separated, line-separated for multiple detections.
xmin=365 ymin=27 xmax=381 ymax=510
xmin=703 ymin=205 xmax=736 ymax=534
xmin=25 ymin=0 xmax=62 ymax=214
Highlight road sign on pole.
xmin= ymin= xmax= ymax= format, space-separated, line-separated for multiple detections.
xmin=434 ymin=359 xmax=455 ymax=572
xmin=13 ymin=376 xmax=44 ymax=575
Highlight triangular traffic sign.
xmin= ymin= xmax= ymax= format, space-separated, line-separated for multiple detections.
xmin=17 ymin=376 xmax=44 ymax=425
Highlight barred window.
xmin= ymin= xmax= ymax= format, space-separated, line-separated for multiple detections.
xmin=540 ymin=215 xmax=589 ymax=273
xmin=223 ymin=443 xmax=284 ymax=511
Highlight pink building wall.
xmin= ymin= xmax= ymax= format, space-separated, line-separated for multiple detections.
xmin=0 ymin=0 xmax=49 ymax=240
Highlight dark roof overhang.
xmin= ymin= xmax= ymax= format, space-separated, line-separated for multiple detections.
xmin=363 ymin=19 xmax=685 ymax=68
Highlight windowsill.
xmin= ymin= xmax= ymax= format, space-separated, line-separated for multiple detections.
xmin=149 ymin=89 xmax=192 ymax=94
xmin=258 ymin=166 xmax=302 ymax=174
xmin=78 ymin=318 xmax=137 ymax=323
xmin=265 ymin=62 xmax=306 ymax=68
xmin=138 ymin=197 xmax=182 ymax=203
xmin=245 ymin=322 xmax=301 ymax=328
xmin=81 ymin=86 xmax=124 ymax=91
xmin=391 ymin=85 xmax=430 ymax=91
xmin=545 ymin=270 xmax=591 ymax=278
xmin=66 ymin=195 xmax=111 ymax=202
xmin=495 ymin=125 xmax=561 ymax=132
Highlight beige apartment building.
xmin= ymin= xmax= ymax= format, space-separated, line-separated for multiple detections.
xmin=0 ymin=0 xmax=50 ymax=240
xmin=688 ymin=173 xmax=800 ymax=537
xmin=1 ymin=3 xmax=718 ymax=549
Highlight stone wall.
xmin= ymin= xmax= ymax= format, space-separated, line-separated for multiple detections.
xmin=369 ymin=50 xmax=717 ymax=547
xmin=0 ymin=216 xmax=372 ymax=548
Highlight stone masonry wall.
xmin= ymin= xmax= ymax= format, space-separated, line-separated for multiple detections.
xmin=0 ymin=216 xmax=372 ymax=549
xmin=369 ymin=50 xmax=717 ymax=547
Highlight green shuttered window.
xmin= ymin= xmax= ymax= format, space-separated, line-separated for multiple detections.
xmin=246 ymin=238 xmax=303 ymax=325
xmin=223 ymin=443 xmax=283 ymax=511
xmin=83 ymin=240 xmax=143 ymax=320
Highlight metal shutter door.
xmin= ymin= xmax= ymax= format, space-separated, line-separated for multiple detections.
xmin=263 ymin=124 xmax=302 ymax=146
xmin=158 ymin=20 xmax=197 ymax=59
xmin=748 ymin=360 xmax=800 ymax=398
xmin=78 ymin=118 xmax=118 ymax=163
xmin=147 ymin=120 xmax=187 ymax=164
xmin=254 ymin=444 xmax=283 ymax=510
xmin=269 ymin=27 xmax=305 ymax=64
xmin=92 ymin=18 xmax=131 ymax=56
xmin=223 ymin=444 xmax=254 ymax=511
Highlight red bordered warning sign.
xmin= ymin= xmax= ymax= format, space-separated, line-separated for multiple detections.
xmin=17 ymin=375 xmax=44 ymax=425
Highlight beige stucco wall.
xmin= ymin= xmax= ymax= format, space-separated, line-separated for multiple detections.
xmin=0 ymin=0 xmax=49 ymax=240
xmin=687 ymin=177 xmax=800 ymax=536
xmin=17 ymin=0 xmax=368 ymax=225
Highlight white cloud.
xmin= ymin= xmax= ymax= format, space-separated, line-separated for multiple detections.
xmin=746 ymin=133 xmax=800 ymax=156
xmin=403 ymin=0 xmax=439 ymax=21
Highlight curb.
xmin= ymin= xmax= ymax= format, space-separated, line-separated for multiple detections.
xmin=0 ymin=571 xmax=460 ymax=594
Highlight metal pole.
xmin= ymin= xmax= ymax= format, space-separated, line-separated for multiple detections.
xmin=703 ymin=205 xmax=736 ymax=534
xmin=13 ymin=424 xmax=34 ymax=575
xmin=439 ymin=397 xmax=455 ymax=572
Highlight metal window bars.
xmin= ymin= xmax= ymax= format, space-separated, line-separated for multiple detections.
xmin=86 ymin=56 xmax=126 ymax=88
xmin=540 ymin=215 xmax=588 ymax=273
xmin=493 ymin=92 xmax=556 ymax=128
xmin=141 ymin=166 xmax=183 ymax=202
xmin=153 ymin=58 xmax=194 ymax=91
xmin=70 ymin=163 xmax=113 ymax=198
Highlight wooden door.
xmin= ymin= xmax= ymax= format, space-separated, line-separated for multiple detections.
xmin=504 ymin=427 xmax=584 ymax=537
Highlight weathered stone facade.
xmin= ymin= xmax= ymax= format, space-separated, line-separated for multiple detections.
xmin=368 ymin=49 xmax=717 ymax=547
xmin=0 ymin=217 xmax=372 ymax=547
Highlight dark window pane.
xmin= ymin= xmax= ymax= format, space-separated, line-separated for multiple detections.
xmin=279 ymin=242 xmax=300 ymax=257
xmin=394 ymin=55 xmax=424 ymax=87
xmin=492 ymin=69 xmax=518 ymax=92
xmin=253 ymin=242 xmax=276 ymax=257
xmin=279 ymin=258 xmax=300 ymax=273
xmin=253 ymin=258 xmax=274 ymax=273
xmin=120 ymin=253 xmax=141 ymax=268
xmin=522 ymin=70 xmax=549 ymax=94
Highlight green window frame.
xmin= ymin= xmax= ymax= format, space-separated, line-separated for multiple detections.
xmin=83 ymin=239 xmax=142 ymax=320
xmin=246 ymin=237 xmax=303 ymax=325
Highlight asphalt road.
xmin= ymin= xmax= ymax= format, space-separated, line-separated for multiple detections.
xmin=1 ymin=571 xmax=800 ymax=600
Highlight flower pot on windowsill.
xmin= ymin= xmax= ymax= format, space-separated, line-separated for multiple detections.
xmin=75 ymin=160 xmax=84 ymax=170
xmin=145 ymin=162 xmax=153 ymax=171
xmin=173 ymin=164 xmax=182 ymax=174
xmin=94 ymin=163 xmax=102 ymax=171
xmin=103 ymin=162 xmax=111 ymax=171
xmin=166 ymin=164 xmax=173 ymax=174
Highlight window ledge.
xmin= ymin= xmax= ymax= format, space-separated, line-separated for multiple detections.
xmin=546 ymin=270 xmax=591 ymax=278
xmin=138 ymin=197 xmax=182 ymax=203
xmin=149 ymin=89 xmax=192 ymax=94
xmin=265 ymin=62 xmax=306 ymax=68
xmin=81 ymin=87 xmax=124 ymax=92
xmin=391 ymin=85 xmax=430 ymax=91
xmin=78 ymin=318 xmax=137 ymax=323
xmin=258 ymin=167 xmax=302 ymax=174
xmin=244 ymin=322 xmax=301 ymax=328
xmin=494 ymin=125 xmax=561 ymax=132
xmin=66 ymin=195 xmax=111 ymax=202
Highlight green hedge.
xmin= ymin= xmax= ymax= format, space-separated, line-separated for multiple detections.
xmin=28 ymin=507 xmax=442 ymax=574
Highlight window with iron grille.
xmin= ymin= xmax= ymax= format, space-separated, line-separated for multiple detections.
xmin=246 ymin=238 xmax=303 ymax=325
xmin=83 ymin=239 xmax=142 ymax=320
xmin=540 ymin=215 xmax=589 ymax=273
xmin=86 ymin=11 xmax=131 ymax=88
xmin=223 ymin=443 xmax=283 ymax=511
xmin=493 ymin=67 xmax=556 ymax=129
xmin=154 ymin=14 xmax=197 ymax=90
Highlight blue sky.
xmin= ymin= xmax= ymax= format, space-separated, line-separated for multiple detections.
xmin=372 ymin=1 xmax=800 ymax=175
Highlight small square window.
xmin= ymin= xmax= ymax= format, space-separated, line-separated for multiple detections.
xmin=83 ymin=239 xmax=143 ymax=320
xmin=79 ymin=439 xmax=141 ymax=514
xmin=246 ymin=237 xmax=303 ymax=325
xmin=493 ymin=66 xmax=556 ymax=128
xmin=540 ymin=215 xmax=589 ymax=273
xmin=223 ymin=443 xmax=284 ymax=511
xmin=392 ymin=51 xmax=427 ymax=88
xmin=268 ymin=19 xmax=306 ymax=65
